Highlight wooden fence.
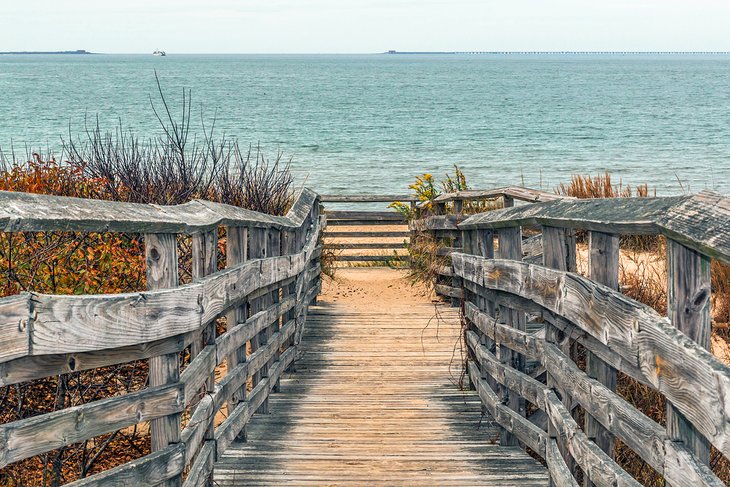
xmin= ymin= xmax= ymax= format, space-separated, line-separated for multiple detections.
xmin=0 ymin=188 xmax=323 ymax=486
xmin=321 ymin=194 xmax=415 ymax=264
xmin=435 ymin=188 xmax=730 ymax=486
xmin=410 ymin=186 xmax=566 ymax=303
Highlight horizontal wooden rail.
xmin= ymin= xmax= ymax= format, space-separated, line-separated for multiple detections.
xmin=0 ymin=189 xmax=324 ymax=485
xmin=320 ymin=194 xmax=416 ymax=203
xmin=0 ymin=187 xmax=317 ymax=233
xmin=460 ymin=191 xmax=730 ymax=264
xmin=433 ymin=186 xmax=567 ymax=204
xmin=451 ymin=186 xmax=730 ymax=485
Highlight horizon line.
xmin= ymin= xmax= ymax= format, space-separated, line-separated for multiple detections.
xmin=3 ymin=50 xmax=730 ymax=56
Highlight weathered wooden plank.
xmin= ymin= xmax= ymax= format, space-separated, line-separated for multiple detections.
xmin=0 ymin=332 xmax=191 ymax=387
xmin=336 ymin=255 xmax=409 ymax=262
xmin=585 ymin=230 xmax=619 ymax=486
xmin=0 ymin=294 xmax=30 ymax=363
xmin=0 ymin=187 xmax=317 ymax=233
xmin=324 ymin=210 xmax=406 ymax=221
xmin=462 ymin=283 xmax=648 ymax=387
xmin=467 ymin=361 xmax=547 ymax=457
xmin=320 ymin=194 xmax=416 ymax=203
xmin=182 ymin=440 xmax=214 ymax=487
xmin=324 ymin=231 xmax=410 ymax=238
xmin=225 ymin=225 xmax=248 ymax=413
xmin=68 ymin=443 xmax=185 ymax=487
xmin=455 ymin=252 xmax=730 ymax=458
xmin=215 ymin=347 xmax=295 ymax=456
xmin=0 ymin=384 xmax=182 ymax=468
xmin=21 ymin=225 xmax=317 ymax=358
xmin=543 ymin=342 xmax=722 ymax=486
xmin=180 ymin=343 xmax=216 ymax=406
xmin=328 ymin=242 xmax=407 ymax=249
xmin=434 ymin=187 xmax=566 ymax=204
xmin=496 ymin=226 xmax=526 ymax=447
xmin=543 ymin=391 xmax=639 ymax=487
xmin=459 ymin=191 xmax=730 ymax=265
xmin=434 ymin=284 xmax=463 ymax=299
xmin=409 ymin=215 xmax=459 ymax=232
xmin=546 ymin=439 xmax=579 ymax=487
xmin=145 ymin=232 xmax=183 ymax=487
xmin=180 ymin=395 xmax=214 ymax=465
xmin=666 ymin=239 xmax=712 ymax=469
xmin=215 ymin=297 xmax=295 ymax=364
xmin=459 ymin=195 xmax=686 ymax=233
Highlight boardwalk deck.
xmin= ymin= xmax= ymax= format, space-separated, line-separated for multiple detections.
xmin=214 ymin=298 xmax=549 ymax=485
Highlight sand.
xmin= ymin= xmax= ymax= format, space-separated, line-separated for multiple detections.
xmin=319 ymin=267 xmax=435 ymax=311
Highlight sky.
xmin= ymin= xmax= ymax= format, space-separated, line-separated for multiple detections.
xmin=2 ymin=0 xmax=730 ymax=54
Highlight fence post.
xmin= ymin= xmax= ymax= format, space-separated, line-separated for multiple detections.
xmin=191 ymin=229 xmax=218 ymax=485
xmin=542 ymin=225 xmax=577 ymax=481
xmin=451 ymin=198 xmax=464 ymax=307
xmin=584 ymin=231 xmax=618 ymax=487
xmin=262 ymin=228 xmax=282 ymax=402
xmin=666 ymin=239 xmax=712 ymax=482
xmin=249 ymin=227 xmax=268 ymax=415
xmin=145 ymin=233 xmax=183 ymax=487
xmin=282 ymin=228 xmax=297 ymax=371
xmin=225 ymin=225 xmax=248 ymax=441
xmin=495 ymin=226 xmax=525 ymax=447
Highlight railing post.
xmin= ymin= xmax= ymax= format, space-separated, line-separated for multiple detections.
xmin=226 ymin=225 xmax=248 ymax=441
xmin=282 ymin=228 xmax=297 ymax=371
xmin=263 ymin=228 xmax=282 ymax=401
xmin=451 ymin=198 xmax=464 ymax=307
xmin=496 ymin=226 xmax=525 ymax=447
xmin=584 ymin=231 xmax=618 ymax=487
xmin=666 ymin=239 xmax=712 ymax=480
xmin=145 ymin=233 xmax=183 ymax=487
xmin=249 ymin=226 xmax=268 ymax=414
xmin=542 ymin=225 xmax=577 ymax=481
xmin=192 ymin=229 xmax=218 ymax=485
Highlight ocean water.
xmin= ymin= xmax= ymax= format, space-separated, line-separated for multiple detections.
xmin=1 ymin=53 xmax=730 ymax=197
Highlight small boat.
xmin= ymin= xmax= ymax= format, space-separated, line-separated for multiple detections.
xmin=153 ymin=49 xmax=166 ymax=57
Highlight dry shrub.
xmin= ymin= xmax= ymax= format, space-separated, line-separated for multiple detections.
xmin=405 ymin=232 xmax=449 ymax=292
xmin=0 ymin=80 xmax=297 ymax=484
xmin=555 ymin=171 xmax=655 ymax=199
xmin=555 ymin=172 xmax=659 ymax=251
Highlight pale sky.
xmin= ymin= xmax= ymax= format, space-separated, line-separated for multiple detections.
xmin=2 ymin=0 xmax=729 ymax=53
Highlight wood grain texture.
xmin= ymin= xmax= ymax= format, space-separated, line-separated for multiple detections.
xmin=585 ymin=230 xmax=619 ymax=486
xmin=0 ymin=294 xmax=30 ymax=362
xmin=17 ymin=218 xmax=319 ymax=359
xmin=0 ymin=187 xmax=317 ymax=233
xmin=454 ymin=252 xmax=730 ymax=458
xmin=666 ymin=239 xmax=712 ymax=468
xmin=0 ymin=384 xmax=182 ymax=468
xmin=67 ymin=443 xmax=185 ymax=487
xmin=215 ymin=302 xmax=548 ymax=486
xmin=459 ymin=190 xmax=730 ymax=265
xmin=434 ymin=187 xmax=567 ymax=204
xmin=145 ymin=232 xmax=183 ymax=487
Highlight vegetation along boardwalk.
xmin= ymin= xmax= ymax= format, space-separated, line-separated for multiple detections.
xmin=2 ymin=185 xmax=730 ymax=485
xmin=214 ymin=270 xmax=548 ymax=485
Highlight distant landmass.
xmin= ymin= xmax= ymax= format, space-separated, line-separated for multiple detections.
xmin=0 ymin=50 xmax=93 ymax=55
xmin=384 ymin=50 xmax=730 ymax=55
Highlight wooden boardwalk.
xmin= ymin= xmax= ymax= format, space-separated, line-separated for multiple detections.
xmin=214 ymin=300 xmax=549 ymax=485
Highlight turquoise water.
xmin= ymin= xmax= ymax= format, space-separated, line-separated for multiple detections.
xmin=1 ymin=54 xmax=730 ymax=195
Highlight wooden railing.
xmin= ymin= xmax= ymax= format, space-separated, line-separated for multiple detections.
xmin=449 ymin=190 xmax=730 ymax=486
xmin=410 ymin=186 xmax=567 ymax=303
xmin=321 ymin=194 xmax=415 ymax=264
xmin=0 ymin=188 xmax=323 ymax=486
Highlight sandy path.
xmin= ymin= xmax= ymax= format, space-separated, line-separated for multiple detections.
xmin=319 ymin=267 xmax=435 ymax=311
